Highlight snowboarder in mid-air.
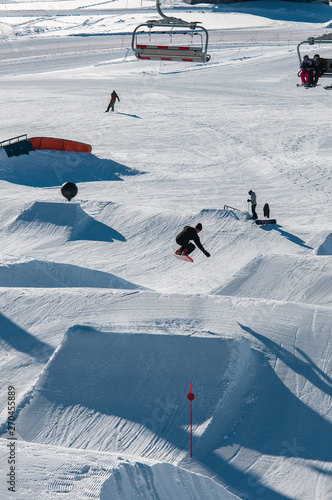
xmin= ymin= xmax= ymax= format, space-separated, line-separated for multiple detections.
xmin=105 ymin=90 xmax=120 ymax=112
xmin=175 ymin=223 xmax=210 ymax=257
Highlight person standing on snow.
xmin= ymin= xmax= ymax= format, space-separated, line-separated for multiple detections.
xmin=106 ymin=90 xmax=120 ymax=112
xmin=247 ymin=190 xmax=258 ymax=219
xmin=175 ymin=223 xmax=210 ymax=257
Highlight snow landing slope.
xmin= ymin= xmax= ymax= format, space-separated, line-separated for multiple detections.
xmin=1 ymin=289 xmax=331 ymax=500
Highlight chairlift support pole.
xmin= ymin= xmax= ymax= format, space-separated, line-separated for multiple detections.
xmin=154 ymin=0 xmax=198 ymax=29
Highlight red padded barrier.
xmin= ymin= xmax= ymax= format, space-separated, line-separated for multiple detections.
xmin=29 ymin=137 xmax=92 ymax=153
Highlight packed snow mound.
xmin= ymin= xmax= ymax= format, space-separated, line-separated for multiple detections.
xmin=0 ymin=149 xmax=140 ymax=187
xmin=0 ymin=438 xmax=240 ymax=500
xmin=16 ymin=326 xmax=256 ymax=461
xmin=316 ymin=233 xmax=332 ymax=256
xmin=101 ymin=461 xmax=240 ymax=500
xmin=0 ymin=260 xmax=145 ymax=289
xmin=213 ymin=254 xmax=332 ymax=305
xmin=9 ymin=201 xmax=126 ymax=242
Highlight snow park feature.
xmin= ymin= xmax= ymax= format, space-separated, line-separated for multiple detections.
xmin=1 ymin=1 xmax=332 ymax=499
xmin=29 ymin=137 xmax=92 ymax=153
xmin=0 ymin=134 xmax=34 ymax=158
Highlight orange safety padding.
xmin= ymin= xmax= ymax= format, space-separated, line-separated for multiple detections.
xmin=63 ymin=140 xmax=92 ymax=153
xmin=29 ymin=137 xmax=43 ymax=150
xmin=29 ymin=137 xmax=92 ymax=153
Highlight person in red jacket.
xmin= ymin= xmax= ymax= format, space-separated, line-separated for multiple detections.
xmin=106 ymin=90 xmax=120 ymax=112
xmin=175 ymin=223 xmax=210 ymax=257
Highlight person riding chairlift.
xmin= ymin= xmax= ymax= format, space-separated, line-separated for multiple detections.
xmin=299 ymin=55 xmax=314 ymax=85
xmin=312 ymin=54 xmax=327 ymax=85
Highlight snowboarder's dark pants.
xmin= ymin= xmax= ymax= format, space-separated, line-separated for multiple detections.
xmin=176 ymin=238 xmax=195 ymax=255
xmin=313 ymin=70 xmax=324 ymax=84
xmin=106 ymin=101 xmax=115 ymax=112
xmin=251 ymin=204 xmax=258 ymax=219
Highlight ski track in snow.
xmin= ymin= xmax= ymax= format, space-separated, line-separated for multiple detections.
xmin=0 ymin=1 xmax=332 ymax=499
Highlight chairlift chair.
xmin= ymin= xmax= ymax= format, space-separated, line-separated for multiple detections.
xmin=132 ymin=0 xmax=210 ymax=63
xmin=297 ymin=34 xmax=332 ymax=77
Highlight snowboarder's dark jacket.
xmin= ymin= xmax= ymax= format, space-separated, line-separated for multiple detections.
xmin=314 ymin=56 xmax=327 ymax=74
xmin=176 ymin=226 xmax=206 ymax=253
xmin=110 ymin=91 xmax=119 ymax=103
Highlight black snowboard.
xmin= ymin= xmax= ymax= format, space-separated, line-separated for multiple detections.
xmin=263 ymin=203 xmax=270 ymax=218
xmin=255 ymin=219 xmax=277 ymax=225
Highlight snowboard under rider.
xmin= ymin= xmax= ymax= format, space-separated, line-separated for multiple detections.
xmin=106 ymin=90 xmax=120 ymax=112
xmin=175 ymin=223 xmax=210 ymax=257
xmin=247 ymin=190 xmax=258 ymax=219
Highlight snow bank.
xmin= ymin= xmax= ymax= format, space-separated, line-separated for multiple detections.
xmin=8 ymin=201 xmax=126 ymax=243
xmin=213 ymin=254 xmax=332 ymax=305
xmin=0 ymin=259 xmax=145 ymax=289
xmin=0 ymin=438 xmax=240 ymax=500
xmin=316 ymin=233 xmax=332 ymax=256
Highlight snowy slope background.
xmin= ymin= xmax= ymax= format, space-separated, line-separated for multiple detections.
xmin=0 ymin=1 xmax=332 ymax=499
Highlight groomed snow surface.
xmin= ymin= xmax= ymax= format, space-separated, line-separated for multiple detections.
xmin=0 ymin=1 xmax=332 ymax=499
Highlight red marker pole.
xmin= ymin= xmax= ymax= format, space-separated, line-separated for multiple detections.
xmin=187 ymin=383 xmax=195 ymax=457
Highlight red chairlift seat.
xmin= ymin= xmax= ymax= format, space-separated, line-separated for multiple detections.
xmin=135 ymin=43 xmax=208 ymax=62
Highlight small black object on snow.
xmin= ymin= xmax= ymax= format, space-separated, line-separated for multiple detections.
xmin=61 ymin=182 xmax=78 ymax=201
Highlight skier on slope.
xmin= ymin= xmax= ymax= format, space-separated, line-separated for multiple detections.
xmin=247 ymin=190 xmax=258 ymax=219
xmin=175 ymin=223 xmax=210 ymax=257
xmin=105 ymin=90 xmax=120 ymax=112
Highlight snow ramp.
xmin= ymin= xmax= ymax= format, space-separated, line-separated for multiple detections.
xmin=8 ymin=201 xmax=126 ymax=243
xmin=0 ymin=260 xmax=145 ymax=289
xmin=213 ymin=254 xmax=332 ymax=305
xmin=16 ymin=327 xmax=256 ymax=462
xmin=316 ymin=232 xmax=332 ymax=255
xmin=15 ymin=322 xmax=332 ymax=499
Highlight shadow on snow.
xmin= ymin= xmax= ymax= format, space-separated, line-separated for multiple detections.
xmin=11 ymin=201 xmax=126 ymax=243
xmin=0 ymin=150 xmax=142 ymax=187
xmin=211 ymin=1 xmax=332 ymax=24
xmin=0 ymin=314 xmax=54 ymax=363
xmin=258 ymin=224 xmax=312 ymax=249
